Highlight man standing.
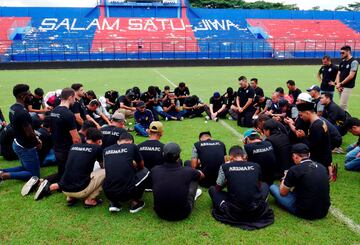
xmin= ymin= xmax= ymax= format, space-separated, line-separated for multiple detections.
xmin=100 ymin=111 xmax=127 ymax=149
xmin=209 ymin=146 xmax=273 ymax=230
xmin=270 ymin=144 xmax=330 ymax=220
xmin=317 ymin=55 xmax=338 ymax=99
xmin=344 ymin=117 xmax=360 ymax=171
xmin=152 ymin=142 xmax=203 ymax=221
xmin=103 ymin=132 xmax=148 ymax=213
xmin=28 ymin=88 xmax=81 ymax=199
xmin=335 ymin=45 xmax=359 ymax=111
xmin=236 ymin=76 xmax=256 ymax=127
xmin=191 ymin=131 xmax=226 ymax=187
xmin=59 ymin=128 xmax=104 ymax=208
xmin=0 ymin=84 xmax=42 ymax=183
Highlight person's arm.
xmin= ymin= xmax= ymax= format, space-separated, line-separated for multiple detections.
xmin=182 ymin=102 xmax=193 ymax=110
xmin=317 ymin=69 xmax=322 ymax=83
xmin=279 ymin=179 xmax=290 ymax=196
xmin=190 ymin=145 xmax=199 ymax=169
xmin=216 ymin=104 xmax=227 ymax=114
xmin=85 ymin=115 xmax=101 ymax=129
xmin=27 ymin=104 xmax=48 ymax=114
xmin=240 ymin=98 xmax=254 ymax=112
xmin=69 ymin=129 xmax=81 ymax=144
xmin=215 ymin=166 xmax=226 ymax=191
xmin=120 ymin=102 xmax=135 ymax=111
xmin=338 ymin=61 xmax=358 ymax=87
xmin=99 ymin=112 xmax=111 ymax=125
xmin=209 ymin=104 xmax=214 ymax=114
xmin=236 ymin=95 xmax=241 ymax=108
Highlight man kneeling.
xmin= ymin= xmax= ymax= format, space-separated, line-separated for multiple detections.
xmin=270 ymin=143 xmax=330 ymax=220
xmin=209 ymin=146 xmax=274 ymax=230
xmin=152 ymin=142 xmax=203 ymax=221
xmin=103 ymin=132 xmax=149 ymax=213
xmin=59 ymin=128 xmax=104 ymax=208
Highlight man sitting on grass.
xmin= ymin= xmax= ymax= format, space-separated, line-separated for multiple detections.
xmin=59 ymin=128 xmax=104 ymax=208
xmin=103 ymin=132 xmax=149 ymax=213
xmin=344 ymin=117 xmax=360 ymax=171
xmin=152 ymin=142 xmax=203 ymax=221
xmin=209 ymin=146 xmax=274 ymax=230
xmin=134 ymin=101 xmax=153 ymax=137
xmin=270 ymin=143 xmax=330 ymax=220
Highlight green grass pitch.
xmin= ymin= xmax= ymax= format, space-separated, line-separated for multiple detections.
xmin=0 ymin=65 xmax=359 ymax=244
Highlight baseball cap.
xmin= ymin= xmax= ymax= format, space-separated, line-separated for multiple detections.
xmin=163 ymin=142 xmax=181 ymax=156
xmin=297 ymin=92 xmax=313 ymax=103
xmin=213 ymin=92 xmax=221 ymax=99
xmin=149 ymin=121 xmax=163 ymax=134
xmin=243 ymin=129 xmax=260 ymax=141
xmin=306 ymin=85 xmax=321 ymax=92
xmin=112 ymin=111 xmax=126 ymax=122
xmin=291 ymin=143 xmax=310 ymax=154
xmin=297 ymin=102 xmax=315 ymax=112
xmin=136 ymin=101 xmax=145 ymax=108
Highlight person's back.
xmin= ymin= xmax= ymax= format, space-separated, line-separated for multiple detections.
xmin=308 ymin=119 xmax=332 ymax=168
xmin=152 ymin=163 xmax=200 ymax=221
xmin=138 ymin=140 xmax=164 ymax=170
xmin=101 ymin=125 xmax=126 ymax=148
xmin=0 ymin=124 xmax=18 ymax=160
xmin=284 ymin=159 xmax=330 ymax=219
xmin=266 ymin=131 xmax=293 ymax=174
xmin=59 ymin=142 xmax=103 ymax=193
xmin=245 ymin=140 xmax=276 ymax=185
xmin=193 ymin=135 xmax=226 ymax=187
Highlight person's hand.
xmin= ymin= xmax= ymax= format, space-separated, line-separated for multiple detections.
xmin=337 ymin=86 xmax=344 ymax=93
xmin=238 ymin=108 xmax=244 ymax=113
xmin=36 ymin=139 xmax=42 ymax=150
xmin=284 ymin=117 xmax=294 ymax=125
xmin=356 ymin=152 xmax=360 ymax=158
xmin=328 ymin=81 xmax=335 ymax=86
xmin=296 ymin=130 xmax=305 ymax=138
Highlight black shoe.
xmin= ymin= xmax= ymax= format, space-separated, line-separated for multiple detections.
xmin=21 ymin=176 xmax=40 ymax=196
xmin=67 ymin=198 xmax=78 ymax=207
xmin=189 ymin=114 xmax=196 ymax=119
xmin=34 ymin=180 xmax=51 ymax=201
xmin=109 ymin=202 xmax=122 ymax=212
xmin=129 ymin=200 xmax=145 ymax=213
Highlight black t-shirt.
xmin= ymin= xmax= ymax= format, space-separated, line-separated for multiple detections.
xmin=319 ymin=64 xmax=338 ymax=91
xmin=193 ymin=139 xmax=226 ymax=187
xmin=289 ymin=88 xmax=302 ymax=104
xmin=9 ymin=103 xmax=37 ymax=148
xmin=308 ymin=119 xmax=332 ymax=167
xmin=100 ymin=125 xmax=126 ymax=149
xmin=323 ymin=101 xmax=347 ymax=126
xmin=105 ymin=90 xmax=118 ymax=104
xmin=59 ymin=143 xmax=103 ymax=192
xmin=0 ymin=124 xmax=17 ymax=160
xmin=218 ymin=161 xmax=262 ymax=207
xmin=162 ymin=98 xmax=180 ymax=113
xmin=50 ymin=106 xmax=77 ymax=152
xmin=103 ymin=143 xmax=142 ymax=195
xmin=254 ymin=87 xmax=264 ymax=97
xmin=140 ymin=92 xmax=157 ymax=108
xmin=183 ymin=96 xmax=200 ymax=108
xmin=70 ymin=98 xmax=88 ymax=129
xmin=152 ymin=163 xmax=200 ymax=221
xmin=35 ymin=127 xmax=53 ymax=163
xmin=266 ymin=132 xmax=293 ymax=172
xmin=284 ymin=159 xmax=330 ymax=219
xmin=138 ymin=139 xmax=164 ymax=170
xmin=244 ymin=141 xmax=276 ymax=185
xmin=117 ymin=95 xmax=131 ymax=107
xmin=30 ymin=96 xmax=43 ymax=110
xmin=237 ymin=85 xmax=255 ymax=111
xmin=174 ymin=87 xmax=190 ymax=106
xmin=209 ymin=96 xmax=226 ymax=112
xmin=339 ymin=57 xmax=358 ymax=88
xmin=223 ymin=92 xmax=237 ymax=108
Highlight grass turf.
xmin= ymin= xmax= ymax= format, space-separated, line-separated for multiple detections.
xmin=0 ymin=66 xmax=359 ymax=244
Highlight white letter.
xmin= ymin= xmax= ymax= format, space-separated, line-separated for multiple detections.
xmin=86 ymin=19 xmax=100 ymax=31
xmin=170 ymin=19 xmax=185 ymax=30
xmin=55 ymin=18 xmax=70 ymax=31
xmin=39 ymin=18 xmax=57 ymax=31
xmin=70 ymin=19 xmax=85 ymax=31
xmin=144 ymin=19 xmax=158 ymax=30
xmin=128 ymin=19 xmax=142 ymax=30
xmin=102 ymin=18 xmax=120 ymax=30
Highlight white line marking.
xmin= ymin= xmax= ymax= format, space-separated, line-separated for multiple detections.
xmin=153 ymin=69 xmax=177 ymax=87
xmin=329 ymin=207 xmax=360 ymax=235
xmin=219 ymin=120 xmax=244 ymax=142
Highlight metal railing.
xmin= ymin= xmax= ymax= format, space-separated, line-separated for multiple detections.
xmin=1 ymin=39 xmax=359 ymax=62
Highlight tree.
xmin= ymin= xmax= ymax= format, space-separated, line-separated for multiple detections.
xmin=311 ymin=6 xmax=320 ymax=11
xmin=347 ymin=2 xmax=360 ymax=11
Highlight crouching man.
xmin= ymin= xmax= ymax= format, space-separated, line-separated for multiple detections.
xmin=209 ymin=146 xmax=274 ymax=230
xmin=151 ymin=142 xmax=203 ymax=221
xmin=59 ymin=128 xmax=105 ymax=208
xmin=270 ymin=143 xmax=330 ymax=220
xmin=103 ymin=132 xmax=149 ymax=213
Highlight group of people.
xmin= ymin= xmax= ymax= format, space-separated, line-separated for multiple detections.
xmin=0 ymin=45 xmax=359 ymax=230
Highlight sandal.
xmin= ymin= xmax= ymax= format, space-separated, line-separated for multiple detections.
xmin=84 ymin=198 xmax=103 ymax=209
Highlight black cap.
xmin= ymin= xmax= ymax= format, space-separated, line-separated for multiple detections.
xmin=163 ymin=142 xmax=181 ymax=156
xmin=136 ymin=101 xmax=145 ymax=108
xmin=297 ymin=102 xmax=315 ymax=112
xmin=291 ymin=143 xmax=310 ymax=154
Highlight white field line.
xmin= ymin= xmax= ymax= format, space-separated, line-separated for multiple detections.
xmin=153 ymin=69 xmax=177 ymax=87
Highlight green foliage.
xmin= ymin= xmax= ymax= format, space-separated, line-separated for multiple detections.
xmin=189 ymin=0 xmax=298 ymax=10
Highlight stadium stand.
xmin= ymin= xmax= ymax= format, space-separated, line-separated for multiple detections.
xmin=0 ymin=0 xmax=360 ymax=62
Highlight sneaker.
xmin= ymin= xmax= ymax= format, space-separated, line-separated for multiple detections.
xmin=109 ymin=202 xmax=122 ymax=212
xmin=144 ymin=188 xmax=153 ymax=192
xmin=189 ymin=114 xmax=196 ymax=119
xmin=214 ymin=117 xmax=219 ymax=122
xmin=228 ymin=116 xmax=233 ymax=120
xmin=21 ymin=176 xmax=40 ymax=196
xmin=195 ymin=188 xmax=202 ymax=201
xmin=178 ymin=117 xmax=184 ymax=121
xmin=129 ymin=200 xmax=145 ymax=213
xmin=34 ymin=180 xmax=51 ymax=201
xmin=205 ymin=116 xmax=210 ymax=120
xmin=165 ymin=117 xmax=169 ymax=121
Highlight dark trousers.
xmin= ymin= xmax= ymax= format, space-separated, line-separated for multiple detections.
xmin=185 ymin=108 xmax=205 ymax=117
xmin=44 ymin=149 xmax=68 ymax=184
xmin=204 ymin=106 xmax=228 ymax=118
xmin=209 ymin=183 xmax=269 ymax=210
xmin=237 ymin=109 xmax=255 ymax=127
xmin=106 ymin=168 xmax=149 ymax=203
